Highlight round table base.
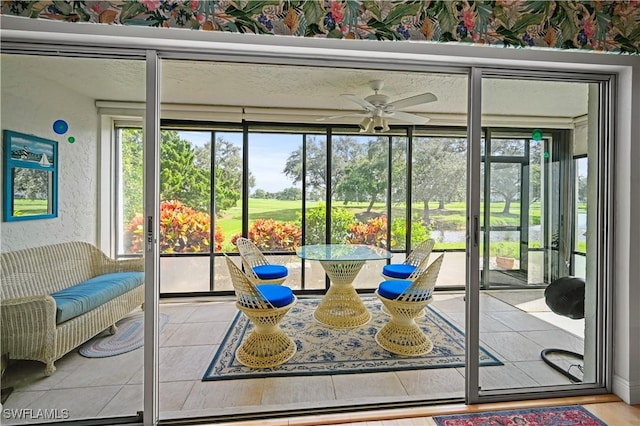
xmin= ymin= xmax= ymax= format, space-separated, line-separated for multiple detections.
xmin=313 ymin=284 xmax=371 ymax=328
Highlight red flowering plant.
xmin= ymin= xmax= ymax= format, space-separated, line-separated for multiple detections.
xmin=125 ymin=200 xmax=223 ymax=254
xmin=231 ymin=219 xmax=302 ymax=252
xmin=345 ymin=215 xmax=388 ymax=248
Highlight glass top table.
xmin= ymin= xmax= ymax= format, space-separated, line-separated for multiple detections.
xmin=296 ymin=244 xmax=393 ymax=328
xmin=296 ymin=244 xmax=392 ymax=262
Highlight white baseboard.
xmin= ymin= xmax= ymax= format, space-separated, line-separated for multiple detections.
xmin=612 ymin=374 xmax=640 ymax=404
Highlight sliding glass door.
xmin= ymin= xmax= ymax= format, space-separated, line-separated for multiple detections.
xmin=468 ymin=71 xmax=611 ymax=402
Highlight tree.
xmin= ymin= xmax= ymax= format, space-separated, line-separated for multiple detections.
xmin=121 ymin=132 xmax=248 ymax=219
xmin=390 ymin=138 xmax=408 ymax=204
xmin=160 ymin=131 xmax=210 ymax=211
xmin=283 ymin=136 xmax=325 ymax=194
xmin=252 ymin=189 xmax=268 ymax=199
xmin=412 ymin=137 xmax=466 ymax=224
xmin=194 ymin=137 xmax=252 ymax=214
xmin=283 ymin=136 xmax=363 ymax=199
xmin=487 ymin=139 xmax=540 ymax=214
xmin=277 ymin=187 xmax=303 ymax=201
xmin=13 ymin=168 xmax=49 ymax=200
xmin=120 ymin=129 xmax=144 ymax=223
xmin=334 ymin=137 xmax=387 ymax=212
xmin=578 ymin=175 xmax=588 ymax=202
xmin=490 ymin=162 xmax=521 ymax=214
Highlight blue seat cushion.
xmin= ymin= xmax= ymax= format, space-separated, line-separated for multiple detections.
xmin=51 ymin=272 xmax=144 ymax=324
xmin=256 ymin=284 xmax=294 ymax=307
xmin=252 ymin=264 xmax=288 ymax=280
xmin=378 ymin=280 xmax=431 ymax=301
xmin=382 ymin=264 xmax=416 ymax=279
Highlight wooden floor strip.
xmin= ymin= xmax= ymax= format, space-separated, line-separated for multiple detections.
xmin=214 ymin=394 xmax=632 ymax=426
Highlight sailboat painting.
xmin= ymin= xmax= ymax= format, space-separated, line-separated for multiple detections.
xmin=39 ymin=153 xmax=51 ymax=167
xmin=6 ymin=131 xmax=56 ymax=167
xmin=3 ymin=130 xmax=58 ymax=221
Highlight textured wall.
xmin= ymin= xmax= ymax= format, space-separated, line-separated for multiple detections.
xmin=0 ymin=56 xmax=98 ymax=252
xmin=1 ymin=1 xmax=639 ymax=54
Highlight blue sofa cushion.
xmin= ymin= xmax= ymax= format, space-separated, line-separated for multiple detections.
xmin=378 ymin=280 xmax=432 ymax=301
xmin=51 ymin=272 xmax=144 ymax=324
xmin=256 ymin=284 xmax=294 ymax=307
xmin=252 ymin=264 xmax=288 ymax=280
xmin=382 ymin=264 xmax=416 ymax=279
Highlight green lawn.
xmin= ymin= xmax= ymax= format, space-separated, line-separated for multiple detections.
xmin=215 ymin=198 xmax=554 ymax=251
xmin=13 ymin=199 xmax=49 ymax=216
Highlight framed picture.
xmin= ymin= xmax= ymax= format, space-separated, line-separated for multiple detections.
xmin=3 ymin=130 xmax=58 ymax=221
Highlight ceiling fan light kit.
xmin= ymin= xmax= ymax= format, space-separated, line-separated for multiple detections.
xmin=359 ymin=117 xmax=373 ymax=132
xmin=318 ymin=80 xmax=437 ymax=132
xmin=372 ymin=116 xmax=389 ymax=132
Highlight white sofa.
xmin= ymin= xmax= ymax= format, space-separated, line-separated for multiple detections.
xmin=0 ymin=241 xmax=144 ymax=375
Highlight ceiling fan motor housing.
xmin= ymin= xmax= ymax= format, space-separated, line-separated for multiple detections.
xmin=365 ymin=94 xmax=390 ymax=108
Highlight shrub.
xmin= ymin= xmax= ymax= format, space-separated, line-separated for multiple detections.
xmin=390 ymin=217 xmax=431 ymax=248
xmin=346 ymin=215 xmax=387 ymax=248
xmin=231 ymin=218 xmax=302 ymax=251
xmin=303 ymin=203 xmax=356 ymax=244
xmin=125 ymin=200 xmax=223 ymax=253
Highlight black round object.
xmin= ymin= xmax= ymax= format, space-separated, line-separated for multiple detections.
xmin=544 ymin=276 xmax=585 ymax=319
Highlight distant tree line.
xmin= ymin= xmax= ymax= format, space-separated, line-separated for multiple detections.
xmin=121 ymin=130 xmax=549 ymax=228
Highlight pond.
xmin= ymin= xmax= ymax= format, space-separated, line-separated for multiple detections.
xmin=431 ymin=213 xmax=587 ymax=244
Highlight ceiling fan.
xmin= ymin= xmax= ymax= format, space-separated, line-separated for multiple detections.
xmin=317 ymin=80 xmax=437 ymax=133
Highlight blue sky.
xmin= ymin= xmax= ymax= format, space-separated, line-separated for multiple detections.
xmin=178 ymin=131 xmax=301 ymax=192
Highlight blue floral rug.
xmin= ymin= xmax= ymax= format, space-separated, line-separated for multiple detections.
xmin=203 ymin=297 xmax=501 ymax=381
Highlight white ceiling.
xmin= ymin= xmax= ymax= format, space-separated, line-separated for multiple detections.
xmin=2 ymin=54 xmax=589 ymax=122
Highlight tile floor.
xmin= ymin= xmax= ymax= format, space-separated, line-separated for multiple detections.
xmin=1 ymin=290 xmax=587 ymax=424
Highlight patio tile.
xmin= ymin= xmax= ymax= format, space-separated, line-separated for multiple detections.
xmin=530 ymin=312 xmax=585 ymax=338
xmin=159 ymin=381 xmax=196 ymax=412
xmin=181 ymin=378 xmax=264 ymax=410
xmin=261 ymin=375 xmax=335 ymax=405
xmin=162 ymin=322 xmax=228 ymax=347
xmin=5 ymin=386 xmax=122 ymax=423
xmin=1 ymin=290 xmax=593 ymax=422
xmin=486 ymin=289 xmax=547 ymax=311
xmin=160 ymin=323 xmax=180 ymax=345
xmin=478 ymin=332 xmax=545 ymax=362
xmin=1 ymin=390 xmax=46 ymax=411
xmin=158 ymin=345 xmax=216 ymax=382
xmin=55 ymin=350 xmax=142 ymax=388
xmin=479 ymin=294 xmax=521 ymax=312
xmin=442 ymin=312 xmax=513 ymax=332
xmin=185 ymin=302 xmax=237 ymax=323
xmin=477 ymin=363 xmax=539 ymax=389
xmin=520 ymin=329 xmax=584 ymax=354
xmin=430 ymin=294 xmax=465 ymax=314
xmin=333 ymin=372 xmax=407 ymax=399
xmin=159 ymin=304 xmax=198 ymax=323
xmin=487 ymin=309 xmax=561 ymax=331
xmin=97 ymin=384 xmax=143 ymax=417
xmin=512 ymin=360 xmax=575 ymax=386
xmin=395 ymin=368 xmax=465 ymax=397
xmin=2 ymin=360 xmax=75 ymax=392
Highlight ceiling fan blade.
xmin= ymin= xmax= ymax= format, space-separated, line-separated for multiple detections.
xmin=342 ymin=94 xmax=377 ymax=112
xmin=387 ymin=92 xmax=437 ymax=110
xmin=316 ymin=112 xmax=368 ymax=121
xmin=387 ymin=111 xmax=430 ymax=124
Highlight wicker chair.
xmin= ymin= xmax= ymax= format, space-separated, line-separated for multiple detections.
xmin=382 ymin=239 xmax=435 ymax=280
xmin=224 ymin=255 xmax=296 ymax=368
xmin=235 ymin=237 xmax=288 ymax=284
xmin=374 ymin=254 xmax=444 ymax=356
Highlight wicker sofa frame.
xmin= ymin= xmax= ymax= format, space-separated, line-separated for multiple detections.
xmin=1 ymin=241 xmax=144 ymax=376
